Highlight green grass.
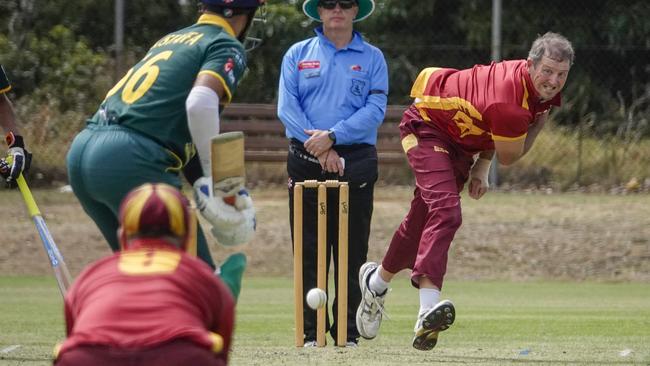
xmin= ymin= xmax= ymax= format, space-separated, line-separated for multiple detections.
xmin=502 ymin=124 xmax=650 ymax=189
xmin=1 ymin=277 xmax=648 ymax=365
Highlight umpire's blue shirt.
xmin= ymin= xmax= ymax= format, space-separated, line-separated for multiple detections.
xmin=278 ymin=27 xmax=388 ymax=145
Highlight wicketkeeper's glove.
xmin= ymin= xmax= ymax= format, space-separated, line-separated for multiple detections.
xmin=193 ymin=176 xmax=256 ymax=246
xmin=0 ymin=132 xmax=32 ymax=188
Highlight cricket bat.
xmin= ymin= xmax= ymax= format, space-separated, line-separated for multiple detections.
xmin=16 ymin=174 xmax=73 ymax=297
xmin=211 ymin=131 xmax=245 ymax=205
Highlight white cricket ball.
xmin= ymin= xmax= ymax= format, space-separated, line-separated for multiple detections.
xmin=306 ymin=288 xmax=327 ymax=310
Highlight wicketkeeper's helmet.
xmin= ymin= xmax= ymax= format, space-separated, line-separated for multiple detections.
xmin=118 ymin=183 xmax=194 ymax=251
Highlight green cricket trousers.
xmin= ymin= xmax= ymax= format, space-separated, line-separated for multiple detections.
xmin=66 ymin=123 xmax=216 ymax=269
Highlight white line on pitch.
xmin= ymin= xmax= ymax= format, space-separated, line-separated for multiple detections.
xmin=0 ymin=345 xmax=21 ymax=353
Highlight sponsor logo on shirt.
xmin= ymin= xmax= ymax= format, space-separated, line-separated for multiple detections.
xmin=224 ymin=58 xmax=236 ymax=84
xmin=350 ymin=64 xmax=362 ymax=71
xmin=298 ymin=60 xmax=320 ymax=70
xmin=229 ymin=48 xmax=246 ymax=69
xmin=224 ymin=58 xmax=234 ymax=72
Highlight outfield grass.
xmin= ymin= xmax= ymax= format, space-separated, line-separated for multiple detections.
xmin=0 ymin=276 xmax=648 ymax=365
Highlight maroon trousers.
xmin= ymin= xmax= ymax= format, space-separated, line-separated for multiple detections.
xmin=54 ymin=339 xmax=224 ymax=366
xmin=382 ymin=114 xmax=473 ymax=290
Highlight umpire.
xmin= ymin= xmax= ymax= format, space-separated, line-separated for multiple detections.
xmin=277 ymin=0 xmax=388 ymax=346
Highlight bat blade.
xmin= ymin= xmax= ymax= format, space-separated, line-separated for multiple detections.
xmin=211 ymin=131 xmax=245 ymax=184
xmin=16 ymin=175 xmax=73 ymax=297
xmin=211 ymin=131 xmax=245 ymax=204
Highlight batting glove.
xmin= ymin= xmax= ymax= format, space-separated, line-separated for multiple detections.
xmin=193 ymin=177 xmax=256 ymax=246
xmin=210 ymin=208 xmax=256 ymax=247
xmin=213 ymin=176 xmax=245 ymax=197
xmin=0 ymin=132 xmax=32 ymax=188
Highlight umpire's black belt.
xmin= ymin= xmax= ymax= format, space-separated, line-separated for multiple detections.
xmin=289 ymin=139 xmax=319 ymax=164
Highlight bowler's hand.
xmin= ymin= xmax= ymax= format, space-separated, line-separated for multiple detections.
xmin=304 ymin=129 xmax=333 ymax=157
xmin=468 ymin=158 xmax=491 ymax=200
xmin=468 ymin=177 xmax=488 ymax=200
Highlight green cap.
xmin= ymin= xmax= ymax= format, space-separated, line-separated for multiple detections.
xmin=302 ymin=0 xmax=375 ymax=23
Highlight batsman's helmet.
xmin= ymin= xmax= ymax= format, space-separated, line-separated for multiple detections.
xmin=118 ymin=183 xmax=194 ymax=251
xmin=201 ymin=0 xmax=265 ymax=7
xmin=200 ymin=0 xmax=267 ymax=49
xmin=200 ymin=0 xmax=266 ymax=17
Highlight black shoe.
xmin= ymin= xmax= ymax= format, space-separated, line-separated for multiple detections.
xmin=412 ymin=300 xmax=455 ymax=351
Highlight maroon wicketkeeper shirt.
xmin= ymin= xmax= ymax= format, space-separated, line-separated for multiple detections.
xmin=58 ymin=240 xmax=234 ymax=364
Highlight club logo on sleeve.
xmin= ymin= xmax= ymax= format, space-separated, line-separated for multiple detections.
xmin=298 ymin=60 xmax=320 ymax=70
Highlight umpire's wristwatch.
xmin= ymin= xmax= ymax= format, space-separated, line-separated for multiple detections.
xmin=328 ymin=130 xmax=337 ymax=144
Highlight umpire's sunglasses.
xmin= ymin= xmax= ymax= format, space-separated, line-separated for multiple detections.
xmin=318 ymin=0 xmax=358 ymax=10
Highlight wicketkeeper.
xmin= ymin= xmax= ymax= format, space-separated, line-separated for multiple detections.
xmin=65 ymin=0 xmax=266 ymax=299
xmin=54 ymin=183 xmax=235 ymax=366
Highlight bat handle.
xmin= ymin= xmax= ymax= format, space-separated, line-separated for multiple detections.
xmin=16 ymin=175 xmax=42 ymax=217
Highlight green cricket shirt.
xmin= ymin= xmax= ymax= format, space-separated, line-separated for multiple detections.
xmin=88 ymin=14 xmax=247 ymax=164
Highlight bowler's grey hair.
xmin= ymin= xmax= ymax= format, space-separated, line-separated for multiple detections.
xmin=528 ymin=32 xmax=574 ymax=66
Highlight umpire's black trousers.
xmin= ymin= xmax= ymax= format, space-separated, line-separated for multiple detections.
xmin=287 ymin=139 xmax=377 ymax=344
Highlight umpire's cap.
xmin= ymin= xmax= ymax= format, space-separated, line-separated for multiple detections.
xmin=303 ymin=0 xmax=375 ymax=22
xmin=118 ymin=183 xmax=194 ymax=251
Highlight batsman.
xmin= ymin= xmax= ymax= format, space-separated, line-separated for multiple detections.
xmin=66 ymin=0 xmax=266 ymax=299
xmin=0 ymin=64 xmax=32 ymax=188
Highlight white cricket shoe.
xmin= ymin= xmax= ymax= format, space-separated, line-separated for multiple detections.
xmin=355 ymin=262 xmax=387 ymax=339
xmin=345 ymin=340 xmax=358 ymax=348
xmin=412 ymin=299 xmax=455 ymax=351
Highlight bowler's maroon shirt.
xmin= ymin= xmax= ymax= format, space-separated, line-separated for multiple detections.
xmin=408 ymin=60 xmax=561 ymax=155
xmin=58 ymin=239 xmax=234 ymax=363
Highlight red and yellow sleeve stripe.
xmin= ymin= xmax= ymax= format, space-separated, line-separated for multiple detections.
xmin=410 ymin=67 xmax=441 ymax=99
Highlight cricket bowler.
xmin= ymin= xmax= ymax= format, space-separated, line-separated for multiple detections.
xmin=356 ymin=32 xmax=574 ymax=351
